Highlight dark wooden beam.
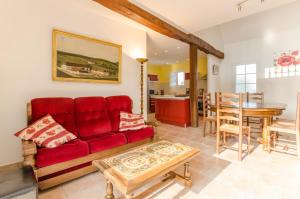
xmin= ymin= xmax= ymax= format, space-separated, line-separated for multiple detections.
xmin=189 ymin=44 xmax=199 ymax=127
xmin=93 ymin=0 xmax=224 ymax=59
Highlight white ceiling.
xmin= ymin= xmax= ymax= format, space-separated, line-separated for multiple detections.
xmin=146 ymin=31 xmax=189 ymax=65
xmin=130 ymin=0 xmax=297 ymax=65
xmin=90 ymin=0 xmax=297 ymax=65
xmin=131 ymin=0 xmax=297 ymax=32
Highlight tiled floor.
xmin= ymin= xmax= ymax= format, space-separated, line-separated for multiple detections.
xmin=39 ymin=120 xmax=300 ymax=199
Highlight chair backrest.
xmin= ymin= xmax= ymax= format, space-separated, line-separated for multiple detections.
xmin=247 ymin=92 xmax=264 ymax=103
xmin=29 ymin=97 xmax=78 ymax=136
xmin=296 ymin=93 xmax=300 ymax=131
xmin=106 ymin=95 xmax=133 ymax=132
xmin=74 ymin=97 xmax=112 ymax=140
xmin=202 ymin=92 xmax=213 ymax=117
xmin=216 ymin=92 xmax=243 ymax=129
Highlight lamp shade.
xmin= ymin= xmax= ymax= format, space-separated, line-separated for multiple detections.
xmin=136 ymin=58 xmax=148 ymax=64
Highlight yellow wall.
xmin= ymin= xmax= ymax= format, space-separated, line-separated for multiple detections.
xmin=147 ymin=54 xmax=207 ymax=83
xmin=147 ymin=64 xmax=171 ymax=83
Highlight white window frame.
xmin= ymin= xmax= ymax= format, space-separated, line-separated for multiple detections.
xmin=265 ymin=65 xmax=300 ymax=79
xmin=170 ymin=72 xmax=185 ymax=87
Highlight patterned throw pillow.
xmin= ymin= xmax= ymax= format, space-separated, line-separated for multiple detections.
xmin=119 ymin=111 xmax=146 ymax=132
xmin=15 ymin=114 xmax=76 ymax=148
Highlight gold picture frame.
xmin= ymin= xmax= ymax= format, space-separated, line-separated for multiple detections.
xmin=52 ymin=29 xmax=122 ymax=84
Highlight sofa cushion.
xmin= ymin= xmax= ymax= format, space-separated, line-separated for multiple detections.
xmin=86 ymin=133 xmax=127 ymax=154
xmin=74 ymin=97 xmax=112 ymax=140
xmin=122 ymin=127 xmax=154 ymax=143
xmin=106 ymin=96 xmax=132 ymax=132
xmin=31 ymin=98 xmax=77 ymax=136
xmin=36 ymin=139 xmax=89 ymax=168
xmin=15 ymin=114 xmax=77 ymax=148
xmin=119 ymin=112 xmax=146 ymax=131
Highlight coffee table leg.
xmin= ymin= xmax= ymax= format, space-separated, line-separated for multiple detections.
xmin=184 ymin=162 xmax=192 ymax=188
xmin=105 ymin=180 xmax=115 ymax=199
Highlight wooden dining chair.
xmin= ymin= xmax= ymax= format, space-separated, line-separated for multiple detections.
xmin=203 ymin=92 xmax=217 ymax=137
xmin=247 ymin=92 xmax=264 ymax=104
xmin=246 ymin=92 xmax=264 ymax=135
xmin=267 ymin=93 xmax=300 ymax=156
xmin=216 ymin=92 xmax=251 ymax=161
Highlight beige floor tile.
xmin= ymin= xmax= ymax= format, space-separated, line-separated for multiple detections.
xmin=38 ymin=119 xmax=300 ymax=199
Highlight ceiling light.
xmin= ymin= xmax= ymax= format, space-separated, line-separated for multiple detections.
xmin=237 ymin=4 xmax=242 ymax=12
xmin=237 ymin=0 xmax=265 ymax=12
xmin=177 ymin=46 xmax=181 ymax=49
xmin=164 ymin=50 xmax=168 ymax=53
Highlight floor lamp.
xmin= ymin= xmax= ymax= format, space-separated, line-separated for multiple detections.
xmin=136 ymin=58 xmax=148 ymax=115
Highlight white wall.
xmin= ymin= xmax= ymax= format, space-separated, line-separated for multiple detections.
xmin=207 ymin=54 xmax=222 ymax=101
xmin=0 ymin=0 xmax=147 ymax=166
xmin=197 ymin=26 xmax=224 ymax=52
xmin=197 ymin=1 xmax=300 ymax=118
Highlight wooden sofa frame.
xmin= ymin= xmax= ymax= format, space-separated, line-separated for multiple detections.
xmin=22 ymin=103 xmax=158 ymax=190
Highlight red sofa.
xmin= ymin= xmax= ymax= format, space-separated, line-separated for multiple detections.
xmin=22 ymin=95 xmax=156 ymax=189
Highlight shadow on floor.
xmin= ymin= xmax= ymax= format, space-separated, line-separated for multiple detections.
xmin=156 ymin=122 xmax=232 ymax=196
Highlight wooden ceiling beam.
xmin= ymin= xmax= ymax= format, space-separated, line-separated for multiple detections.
xmin=93 ymin=0 xmax=224 ymax=59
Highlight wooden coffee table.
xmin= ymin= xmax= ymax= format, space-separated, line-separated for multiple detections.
xmin=93 ymin=140 xmax=199 ymax=199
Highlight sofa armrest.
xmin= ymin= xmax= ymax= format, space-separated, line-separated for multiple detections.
xmin=22 ymin=140 xmax=37 ymax=167
xmin=145 ymin=121 xmax=159 ymax=140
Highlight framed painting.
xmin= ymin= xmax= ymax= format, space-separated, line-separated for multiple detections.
xmin=212 ymin=64 xmax=219 ymax=75
xmin=52 ymin=29 xmax=122 ymax=83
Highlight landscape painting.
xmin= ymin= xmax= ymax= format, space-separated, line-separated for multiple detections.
xmin=52 ymin=29 xmax=122 ymax=83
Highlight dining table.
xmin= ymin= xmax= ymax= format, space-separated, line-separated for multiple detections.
xmin=211 ymin=102 xmax=286 ymax=150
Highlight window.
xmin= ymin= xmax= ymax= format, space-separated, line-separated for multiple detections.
xmin=170 ymin=72 xmax=185 ymax=87
xmin=170 ymin=72 xmax=177 ymax=87
xmin=265 ymin=50 xmax=300 ymax=79
xmin=265 ymin=65 xmax=300 ymax=79
xmin=177 ymin=72 xmax=185 ymax=86
xmin=235 ymin=64 xmax=256 ymax=93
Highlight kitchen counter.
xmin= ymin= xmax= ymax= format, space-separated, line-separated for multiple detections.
xmin=154 ymin=97 xmax=190 ymax=127
xmin=150 ymin=95 xmax=189 ymax=100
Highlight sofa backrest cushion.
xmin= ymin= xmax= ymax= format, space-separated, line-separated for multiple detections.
xmin=31 ymin=98 xmax=77 ymax=136
xmin=106 ymin=96 xmax=132 ymax=132
xmin=74 ymin=97 xmax=112 ymax=139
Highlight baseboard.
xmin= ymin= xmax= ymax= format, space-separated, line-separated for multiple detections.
xmin=0 ymin=161 xmax=23 ymax=172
